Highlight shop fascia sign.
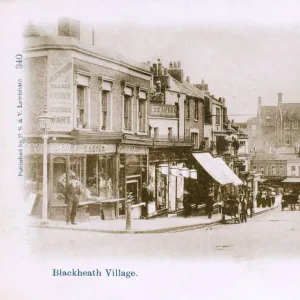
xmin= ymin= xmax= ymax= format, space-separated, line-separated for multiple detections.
xmin=150 ymin=104 xmax=178 ymax=118
xmin=118 ymin=145 xmax=149 ymax=155
xmin=24 ymin=143 xmax=116 ymax=154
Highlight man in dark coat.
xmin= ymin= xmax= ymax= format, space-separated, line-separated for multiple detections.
xmin=65 ymin=175 xmax=81 ymax=225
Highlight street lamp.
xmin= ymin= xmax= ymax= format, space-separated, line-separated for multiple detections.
xmin=38 ymin=105 xmax=53 ymax=223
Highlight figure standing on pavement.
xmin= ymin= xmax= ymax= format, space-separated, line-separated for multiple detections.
xmin=206 ymin=188 xmax=214 ymax=219
xmin=65 ymin=175 xmax=82 ymax=225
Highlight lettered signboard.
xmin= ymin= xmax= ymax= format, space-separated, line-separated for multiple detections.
xmin=48 ymin=50 xmax=74 ymax=131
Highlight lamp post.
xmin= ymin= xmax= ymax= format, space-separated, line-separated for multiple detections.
xmin=38 ymin=105 xmax=53 ymax=223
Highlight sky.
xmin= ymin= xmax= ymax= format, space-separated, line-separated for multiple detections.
xmin=2 ymin=0 xmax=300 ymax=122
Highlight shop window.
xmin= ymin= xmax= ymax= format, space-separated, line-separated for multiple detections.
xmin=24 ymin=158 xmax=43 ymax=192
xmin=191 ymin=132 xmax=199 ymax=148
xmin=271 ymin=166 xmax=276 ymax=175
xmin=194 ymin=100 xmax=199 ymax=120
xmin=138 ymin=98 xmax=146 ymax=133
xmin=292 ymin=118 xmax=298 ymax=129
xmin=124 ymin=94 xmax=132 ymax=131
xmin=86 ymin=156 xmax=115 ymax=199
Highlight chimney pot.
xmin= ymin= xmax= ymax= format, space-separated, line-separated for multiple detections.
xmin=186 ymin=76 xmax=190 ymax=83
xmin=169 ymin=62 xmax=173 ymax=69
xmin=178 ymin=61 xmax=181 ymax=68
xmin=158 ymin=60 xmax=162 ymax=76
xmin=174 ymin=62 xmax=178 ymax=68
xmin=201 ymin=79 xmax=205 ymax=85
xmin=278 ymin=93 xmax=283 ymax=103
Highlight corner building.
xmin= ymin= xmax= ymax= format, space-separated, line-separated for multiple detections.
xmin=23 ymin=19 xmax=152 ymax=220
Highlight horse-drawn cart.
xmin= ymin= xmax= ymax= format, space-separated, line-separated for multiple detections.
xmin=221 ymin=199 xmax=240 ymax=224
xmin=281 ymin=193 xmax=299 ymax=211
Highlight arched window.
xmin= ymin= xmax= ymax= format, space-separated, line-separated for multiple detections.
xmin=284 ymin=117 xmax=290 ymax=129
xmin=292 ymin=133 xmax=297 ymax=144
xmin=284 ymin=133 xmax=290 ymax=144
xmin=292 ymin=118 xmax=298 ymax=129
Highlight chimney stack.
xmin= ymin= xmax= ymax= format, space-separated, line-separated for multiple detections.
xmin=58 ymin=18 xmax=80 ymax=39
xmin=169 ymin=62 xmax=173 ymax=69
xmin=205 ymin=84 xmax=208 ymax=91
xmin=178 ymin=61 xmax=181 ymax=68
xmin=152 ymin=63 xmax=157 ymax=75
xmin=164 ymin=68 xmax=168 ymax=76
xmin=174 ymin=62 xmax=178 ymax=68
xmin=258 ymin=96 xmax=262 ymax=106
xmin=157 ymin=59 xmax=162 ymax=76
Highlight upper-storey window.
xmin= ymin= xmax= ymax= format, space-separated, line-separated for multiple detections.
xmin=76 ymin=74 xmax=90 ymax=129
xmin=292 ymin=118 xmax=298 ymax=129
xmin=216 ymin=107 xmax=220 ymax=125
xmin=194 ymin=100 xmax=199 ymax=120
xmin=123 ymin=86 xmax=133 ymax=131
xmin=284 ymin=117 xmax=290 ymax=129
xmin=138 ymin=90 xmax=147 ymax=133
xmin=100 ymin=81 xmax=113 ymax=131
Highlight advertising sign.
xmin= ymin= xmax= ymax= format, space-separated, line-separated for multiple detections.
xmin=48 ymin=50 xmax=73 ymax=131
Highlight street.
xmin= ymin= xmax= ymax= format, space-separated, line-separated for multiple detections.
xmin=2 ymin=206 xmax=300 ymax=300
xmin=26 ymin=207 xmax=300 ymax=261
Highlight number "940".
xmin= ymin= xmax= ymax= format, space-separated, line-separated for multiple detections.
xmin=15 ymin=54 xmax=23 ymax=69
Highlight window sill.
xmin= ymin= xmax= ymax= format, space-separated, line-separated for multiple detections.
xmin=194 ymin=119 xmax=199 ymax=122
xmin=137 ymin=132 xmax=148 ymax=136
xmin=122 ymin=130 xmax=134 ymax=134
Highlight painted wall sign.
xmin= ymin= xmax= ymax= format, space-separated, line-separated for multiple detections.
xmin=48 ymin=51 xmax=74 ymax=131
xmin=150 ymin=104 xmax=178 ymax=118
xmin=24 ymin=143 xmax=116 ymax=155
xmin=118 ymin=145 xmax=149 ymax=155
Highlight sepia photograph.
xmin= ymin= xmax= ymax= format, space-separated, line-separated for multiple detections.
xmin=1 ymin=1 xmax=300 ymax=299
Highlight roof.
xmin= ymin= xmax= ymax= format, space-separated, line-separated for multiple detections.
xmin=282 ymin=103 xmax=300 ymax=119
xmin=276 ymin=153 xmax=299 ymax=161
xmin=168 ymin=76 xmax=203 ymax=99
xmin=260 ymin=106 xmax=277 ymax=126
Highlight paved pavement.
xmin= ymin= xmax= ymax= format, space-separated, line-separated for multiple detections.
xmin=27 ymin=195 xmax=281 ymax=233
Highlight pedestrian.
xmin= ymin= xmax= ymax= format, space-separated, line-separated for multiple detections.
xmin=261 ymin=191 xmax=267 ymax=208
xmin=271 ymin=190 xmax=276 ymax=206
xmin=183 ymin=190 xmax=191 ymax=218
xmin=142 ymin=182 xmax=149 ymax=218
xmin=206 ymin=188 xmax=214 ymax=219
xmin=256 ymin=191 xmax=261 ymax=208
xmin=65 ymin=175 xmax=82 ymax=225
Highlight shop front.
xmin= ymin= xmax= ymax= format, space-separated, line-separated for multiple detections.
xmin=24 ymin=141 xmax=120 ymax=220
xmin=117 ymin=145 xmax=149 ymax=219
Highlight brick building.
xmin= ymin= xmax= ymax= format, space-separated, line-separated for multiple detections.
xmin=23 ymin=19 xmax=153 ymax=220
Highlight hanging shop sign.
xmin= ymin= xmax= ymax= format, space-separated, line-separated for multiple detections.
xmin=118 ymin=145 xmax=149 ymax=155
xmin=150 ymin=104 xmax=178 ymax=118
xmin=47 ymin=50 xmax=74 ymax=132
xmin=24 ymin=143 xmax=116 ymax=155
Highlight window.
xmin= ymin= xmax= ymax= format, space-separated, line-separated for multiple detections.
xmin=168 ymin=127 xmax=173 ymax=140
xmin=100 ymin=81 xmax=113 ymax=131
xmin=284 ymin=117 xmax=290 ymax=129
xmin=284 ymin=133 xmax=290 ymax=145
xmin=252 ymin=166 xmax=257 ymax=172
xmin=292 ymin=118 xmax=298 ymax=129
xmin=154 ymin=127 xmax=159 ymax=140
xmin=291 ymin=166 xmax=296 ymax=176
xmin=191 ymin=133 xmax=199 ymax=148
xmin=124 ymin=95 xmax=132 ymax=131
xmin=260 ymin=166 xmax=264 ymax=175
xmin=279 ymin=165 xmax=284 ymax=176
xmin=299 ymin=166 xmax=300 ymax=176
xmin=216 ymin=107 xmax=220 ymax=125
xmin=77 ymin=85 xmax=86 ymax=128
xmin=185 ymin=99 xmax=190 ymax=118
xmin=194 ymin=100 xmax=199 ymax=120
xmin=138 ymin=91 xmax=147 ymax=133
xmin=239 ymin=141 xmax=245 ymax=146
xmin=101 ymin=90 xmax=108 ymax=130
xmin=292 ymin=133 xmax=297 ymax=144
xmin=271 ymin=166 xmax=276 ymax=175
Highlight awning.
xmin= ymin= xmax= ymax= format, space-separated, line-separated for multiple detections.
xmin=192 ymin=153 xmax=233 ymax=185
xmin=282 ymin=177 xmax=300 ymax=183
xmin=213 ymin=157 xmax=243 ymax=186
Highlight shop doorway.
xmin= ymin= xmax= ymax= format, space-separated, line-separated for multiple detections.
xmin=126 ymin=176 xmax=141 ymax=204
